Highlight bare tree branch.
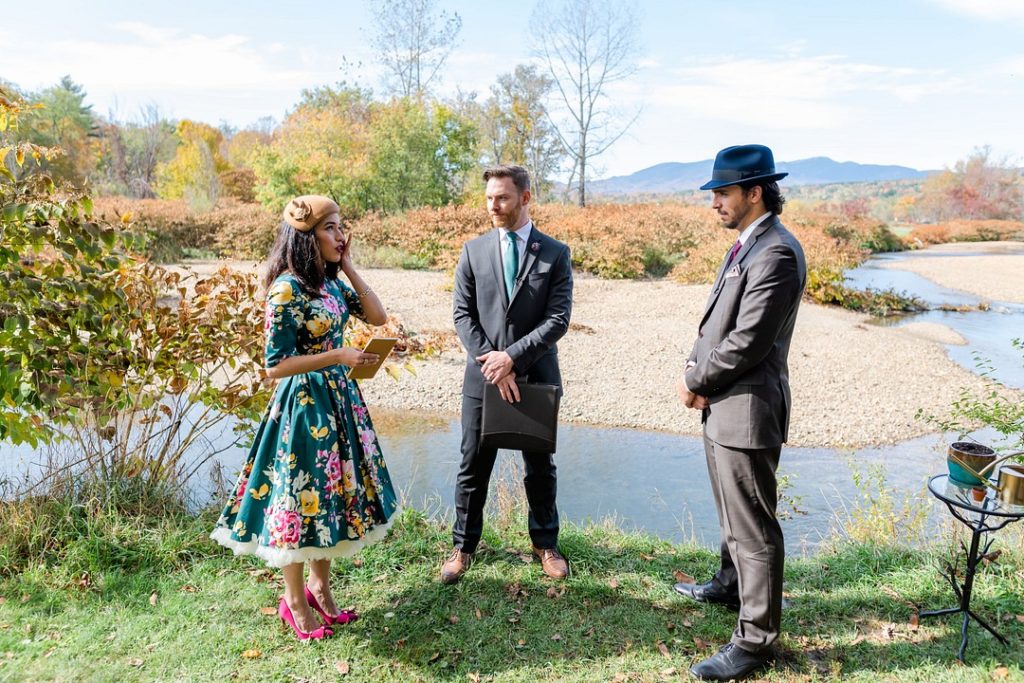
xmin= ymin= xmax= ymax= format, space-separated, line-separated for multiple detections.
xmin=531 ymin=0 xmax=642 ymax=206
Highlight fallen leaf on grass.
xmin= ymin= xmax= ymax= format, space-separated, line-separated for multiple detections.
xmin=546 ymin=586 xmax=565 ymax=599
xmin=517 ymin=639 xmax=526 ymax=647
xmin=607 ymin=578 xmax=620 ymax=589
xmin=505 ymin=582 xmax=527 ymax=598
xmin=666 ymin=621 xmax=675 ymax=631
xmin=992 ymin=666 xmax=1009 ymax=680
xmin=1016 ymin=615 xmax=1024 ymax=624
xmin=394 ymin=638 xmax=406 ymax=650
xmin=694 ymin=637 xmax=710 ymax=649
xmin=352 ymin=558 xmax=362 ymax=567
xmin=149 ymin=592 xmax=158 ymax=607
xmin=43 ymin=648 xmax=56 ymax=659
xmin=179 ymin=585 xmax=198 ymax=593
xmin=551 ymin=634 xmax=562 ymax=641
xmin=240 ymin=649 xmax=261 ymax=659
xmin=448 ymin=615 xmax=460 ymax=625
xmin=428 ymin=652 xmax=441 ymax=663
xmin=127 ymin=658 xmax=144 ymax=667
xmin=334 ymin=661 xmax=350 ymax=675
xmin=659 ymin=668 xmax=677 ymax=677
xmin=468 ymin=674 xmax=481 ymax=682
xmin=672 ymin=570 xmax=695 ymax=584
xmin=259 ymin=606 xmax=277 ymax=616
xmin=640 ymin=553 xmax=655 ymax=561
xmin=0 ymin=597 xmax=5 ymax=605
xmin=657 ymin=641 xmax=671 ymax=658
xmin=682 ymin=619 xmax=692 ymax=628
xmin=475 ymin=608 xmax=483 ymax=620
xmin=908 ymin=613 xmax=920 ymax=632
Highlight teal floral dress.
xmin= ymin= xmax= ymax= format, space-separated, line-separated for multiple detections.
xmin=211 ymin=273 xmax=399 ymax=567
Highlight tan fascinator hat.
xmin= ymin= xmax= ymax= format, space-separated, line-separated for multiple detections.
xmin=282 ymin=195 xmax=340 ymax=232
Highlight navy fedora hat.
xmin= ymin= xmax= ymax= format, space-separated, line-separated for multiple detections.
xmin=699 ymin=144 xmax=788 ymax=191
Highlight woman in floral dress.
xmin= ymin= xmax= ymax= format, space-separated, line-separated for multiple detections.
xmin=211 ymin=195 xmax=399 ymax=640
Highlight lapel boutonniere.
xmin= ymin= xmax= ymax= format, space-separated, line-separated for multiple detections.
xmin=530 ymin=241 xmax=540 ymax=253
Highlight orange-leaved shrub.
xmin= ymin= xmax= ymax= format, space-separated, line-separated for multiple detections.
xmin=93 ymin=197 xmax=279 ymax=261
xmin=906 ymin=219 xmax=1024 ymax=245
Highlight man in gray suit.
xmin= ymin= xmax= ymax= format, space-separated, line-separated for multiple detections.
xmin=675 ymin=145 xmax=806 ymax=681
xmin=441 ymin=164 xmax=573 ymax=584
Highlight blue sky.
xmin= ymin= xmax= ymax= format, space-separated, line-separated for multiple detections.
xmin=2 ymin=0 xmax=1022 ymax=178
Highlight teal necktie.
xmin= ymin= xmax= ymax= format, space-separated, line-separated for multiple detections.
xmin=504 ymin=232 xmax=519 ymax=298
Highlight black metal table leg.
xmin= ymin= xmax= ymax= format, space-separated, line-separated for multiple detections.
xmin=918 ymin=515 xmax=1012 ymax=662
xmin=922 ymin=475 xmax=1024 ymax=663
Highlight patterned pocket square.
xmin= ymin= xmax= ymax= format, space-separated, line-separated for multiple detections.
xmin=725 ymin=265 xmax=742 ymax=278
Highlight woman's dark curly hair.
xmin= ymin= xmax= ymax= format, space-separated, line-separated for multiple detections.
xmin=262 ymin=220 xmax=338 ymax=297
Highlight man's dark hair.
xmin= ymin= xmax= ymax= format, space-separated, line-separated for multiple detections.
xmin=740 ymin=180 xmax=785 ymax=215
xmin=483 ymin=165 xmax=531 ymax=193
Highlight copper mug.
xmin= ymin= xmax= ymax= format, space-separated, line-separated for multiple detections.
xmin=997 ymin=464 xmax=1024 ymax=507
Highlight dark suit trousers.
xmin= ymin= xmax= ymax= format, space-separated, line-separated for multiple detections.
xmin=703 ymin=434 xmax=784 ymax=652
xmin=452 ymin=395 xmax=559 ymax=553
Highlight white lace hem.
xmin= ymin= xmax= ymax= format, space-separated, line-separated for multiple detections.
xmin=209 ymin=514 xmax=397 ymax=568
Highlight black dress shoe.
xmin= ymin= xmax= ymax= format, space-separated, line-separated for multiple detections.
xmin=690 ymin=643 xmax=772 ymax=681
xmin=673 ymin=581 xmax=741 ymax=611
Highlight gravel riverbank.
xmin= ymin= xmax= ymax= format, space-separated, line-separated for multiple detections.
xmin=189 ymin=243 xmax=1017 ymax=448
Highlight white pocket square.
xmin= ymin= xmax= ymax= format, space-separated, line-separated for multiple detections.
xmin=725 ymin=265 xmax=741 ymax=278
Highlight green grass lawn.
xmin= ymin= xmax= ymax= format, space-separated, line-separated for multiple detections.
xmin=2 ymin=509 xmax=1023 ymax=682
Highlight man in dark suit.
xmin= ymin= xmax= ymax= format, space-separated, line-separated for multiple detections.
xmin=442 ymin=164 xmax=573 ymax=584
xmin=675 ymin=145 xmax=806 ymax=681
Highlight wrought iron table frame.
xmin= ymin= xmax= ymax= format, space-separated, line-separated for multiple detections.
xmin=919 ymin=473 xmax=1024 ymax=662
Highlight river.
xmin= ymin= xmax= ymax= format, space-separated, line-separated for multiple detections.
xmin=3 ymin=243 xmax=1020 ymax=555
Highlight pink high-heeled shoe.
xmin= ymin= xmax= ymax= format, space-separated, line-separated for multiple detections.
xmin=278 ymin=598 xmax=333 ymax=640
xmin=304 ymin=586 xmax=359 ymax=626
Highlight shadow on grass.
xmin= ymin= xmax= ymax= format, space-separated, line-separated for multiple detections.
xmin=347 ymin=518 xmax=1024 ymax=680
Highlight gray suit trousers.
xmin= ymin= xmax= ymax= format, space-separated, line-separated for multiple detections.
xmin=704 ymin=434 xmax=784 ymax=652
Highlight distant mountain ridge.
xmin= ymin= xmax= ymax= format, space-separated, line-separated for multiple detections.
xmin=589 ymin=156 xmax=928 ymax=195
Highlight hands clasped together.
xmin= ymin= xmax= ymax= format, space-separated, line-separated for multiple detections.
xmin=477 ymin=350 xmax=520 ymax=403
xmin=677 ymin=361 xmax=708 ymax=411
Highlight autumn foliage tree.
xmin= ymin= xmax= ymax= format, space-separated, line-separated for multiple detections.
xmin=155 ymin=120 xmax=231 ymax=210
xmin=917 ymin=147 xmax=1024 ymax=221
xmin=250 ymin=84 xmax=477 ymax=214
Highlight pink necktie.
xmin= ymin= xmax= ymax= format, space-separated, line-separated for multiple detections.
xmin=726 ymin=240 xmax=742 ymax=266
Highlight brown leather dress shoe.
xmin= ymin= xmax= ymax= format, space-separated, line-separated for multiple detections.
xmin=532 ymin=546 xmax=569 ymax=579
xmin=440 ymin=548 xmax=473 ymax=584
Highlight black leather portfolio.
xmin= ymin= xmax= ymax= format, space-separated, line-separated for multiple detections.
xmin=480 ymin=382 xmax=560 ymax=453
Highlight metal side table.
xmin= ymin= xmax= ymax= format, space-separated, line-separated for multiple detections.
xmin=919 ymin=474 xmax=1024 ymax=662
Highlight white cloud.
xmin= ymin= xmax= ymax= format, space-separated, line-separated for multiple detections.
xmin=929 ymin=0 xmax=1024 ymax=21
xmin=0 ymin=21 xmax=350 ymax=122
xmin=643 ymin=55 xmax=961 ymax=130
